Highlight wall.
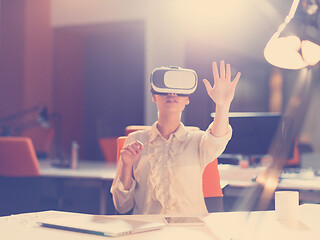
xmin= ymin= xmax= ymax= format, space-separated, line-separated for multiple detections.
xmin=52 ymin=21 xmax=145 ymax=159
xmin=3 ymin=0 xmax=316 ymax=158
xmin=50 ymin=0 xmax=279 ymax=128
xmin=50 ymin=0 xmax=190 ymax=125
xmin=0 ymin=0 xmax=52 ymax=134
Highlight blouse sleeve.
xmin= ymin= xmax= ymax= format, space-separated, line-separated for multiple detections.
xmin=110 ymin=134 xmax=137 ymax=214
xmin=199 ymin=123 xmax=233 ymax=169
xmin=110 ymin=176 xmax=136 ymax=214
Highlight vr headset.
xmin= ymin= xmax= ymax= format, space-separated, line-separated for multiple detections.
xmin=150 ymin=66 xmax=198 ymax=96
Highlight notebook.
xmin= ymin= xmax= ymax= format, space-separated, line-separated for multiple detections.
xmin=38 ymin=214 xmax=165 ymax=237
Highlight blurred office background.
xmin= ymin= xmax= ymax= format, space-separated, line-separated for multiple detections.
xmin=0 ymin=0 xmax=319 ymax=162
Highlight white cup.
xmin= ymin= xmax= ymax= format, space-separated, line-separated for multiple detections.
xmin=275 ymin=191 xmax=299 ymax=222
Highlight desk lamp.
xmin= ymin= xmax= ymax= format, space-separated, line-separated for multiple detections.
xmin=264 ymin=0 xmax=320 ymax=69
xmin=233 ymin=0 xmax=320 ymax=212
xmin=257 ymin=0 xmax=320 ymax=210
xmin=0 ymin=106 xmax=50 ymax=136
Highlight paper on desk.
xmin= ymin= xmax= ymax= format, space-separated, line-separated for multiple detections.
xmin=5 ymin=211 xmax=80 ymax=227
xmin=0 ymin=211 xmax=108 ymax=240
xmin=0 ymin=223 xmax=109 ymax=240
xmin=0 ymin=219 xmax=213 ymax=240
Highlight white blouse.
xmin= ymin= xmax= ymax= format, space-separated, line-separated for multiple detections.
xmin=110 ymin=122 xmax=232 ymax=215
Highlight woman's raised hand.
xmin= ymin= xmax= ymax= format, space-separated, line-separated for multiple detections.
xmin=203 ymin=61 xmax=241 ymax=107
xmin=120 ymin=140 xmax=143 ymax=167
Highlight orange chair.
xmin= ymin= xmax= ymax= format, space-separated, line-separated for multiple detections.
xmin=202 ymin=160 xmax=223 ymax=197
xmin=125 ymin=125 xmax=200 ymax=136
xmin=0 ymin=137 xmax=43 ymax=216
xmin=116 ymin=136 xmax=127 ymax=165
xmin=125 ymin=125 xmax=150 ymax=136
xmin=99 ymin=137 xmax=118 ymax=163
xmin=0 ymin=137 xmax=40 ymax=176
xmin=285 ymin=138 xmax=300 ymax=167
xmin=116 ymin=135 xmax=222 ymax=198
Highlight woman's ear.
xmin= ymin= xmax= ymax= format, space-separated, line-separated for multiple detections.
xmin=152 ymin=95 xmax=156 ymax=103
xmin=186 ymin=97 xmax=190 ymax=105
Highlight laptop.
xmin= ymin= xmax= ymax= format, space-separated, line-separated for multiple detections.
xmin=38 ymin=214 xmax=165 ymax=237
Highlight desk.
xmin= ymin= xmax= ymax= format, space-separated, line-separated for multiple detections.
xmin=1 ymin=204 xmax=320 ymax=239
xmin=39 ymin=160 xmax=117 ymax=215
xmin=0 ymin=160 xmax=117 ymax=216
xmin=219 ymin=164 xmax=320 ymax=208
xmin=40 ymin=160 xmax=116 ymax=179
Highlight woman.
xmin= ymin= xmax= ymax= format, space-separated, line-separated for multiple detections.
xmin=111 ymin=60 xmax=241 ymax=215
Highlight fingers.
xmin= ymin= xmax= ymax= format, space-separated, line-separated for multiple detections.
xmin=213 ymin=61 xmax=228 ymax=81
xmin=122 ymin=140 xmax=143 ymax=156
xmin=212 ymin=62 xmax=220 ymax=81
xmin=232 ymin=72 xmax=241 ymax=86
xmin=226 ymin=64 xmax=231 ymax=80
xmin=202 ymin=79 xmax=212 ymax=94
xmin=213 ymin=61 xmax=240 ymax=84
xmin=220 ymin=60 xmax=225 ymax=80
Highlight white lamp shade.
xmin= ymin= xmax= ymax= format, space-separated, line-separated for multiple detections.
xmin=264 ymin=35 xmax=308 ymax=69
xmin=301 ymin=40 xmax=320 ymax=66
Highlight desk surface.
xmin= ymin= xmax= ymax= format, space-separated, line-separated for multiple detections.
xmin=218 ymin=164 xmax=320 ymax=191
xmin=39 ymin=160 xmax=320 ymax=191
xmin=1 ymin=204 xmax=320 ymax=240
xmin=38 ymin=160 xmax=117 ymax=215
xmin=39 ymin=160 xmax=117 ymax=180
xmin=38 ymin=160 xmax=320 ymax=194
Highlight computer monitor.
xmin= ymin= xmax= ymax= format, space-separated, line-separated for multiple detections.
xmin=211 ymin=112 xmax=294 ymax=159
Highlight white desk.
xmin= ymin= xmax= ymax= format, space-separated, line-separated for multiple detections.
xmin=219 ymin=164 xmax=320 ymax=205
xmin=38 ymin=160 xmax=117 ymax=215
xmin=1 ymin=204 xmax=320 ymax=240
xmin=38 ymin=161 xmax=320 ymax=214
xmin=39 ymin=160 xmax=116 ymax=179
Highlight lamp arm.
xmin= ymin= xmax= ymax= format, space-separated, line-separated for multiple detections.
xmin=0 ymin=105 xmax=41 ymax=124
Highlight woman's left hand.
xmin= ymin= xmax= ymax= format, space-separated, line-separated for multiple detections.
xmin=203 ymin=61 xmax=241 ymax=107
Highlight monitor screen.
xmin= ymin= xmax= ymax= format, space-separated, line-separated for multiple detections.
xmin=211 ymin=112 xmax=294 ymax=158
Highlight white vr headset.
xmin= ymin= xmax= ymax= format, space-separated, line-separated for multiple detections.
xmin=150 ymin=66 xmax=198 ymax=96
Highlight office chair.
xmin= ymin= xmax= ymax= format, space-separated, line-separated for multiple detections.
xmin=116 ymin=136 xmax=127 ymax=165
xmin=125 ymin=125 xmax=200 ymax=136
xmin=99 ymin=137 xmax=118 ymax=163
xmin=0 ymin=137 xmax=41 ymax=216
xmin=285 ymin=138 xmax=300 ymax=167
xmin=0 ymin=137 xmax=40 ymax=176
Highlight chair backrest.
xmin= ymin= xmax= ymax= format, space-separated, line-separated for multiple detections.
xmin=125 ymin=125 xmax=200 ymax=136
xmin=0 ymin=137 xmax=40 ymax=176
xmin=99 ymin=137 xmax=118 ymax=163
xmin=116 ymin=136 xmax=127 ymax=165
xmin=125 ymin=125 xmax=150 ymax=136
xmin=285 ymin=138 xmax=300 ymax=167
xmin=202 ymin=160 xmax=223 ymax=197
xmin=117 ymin=131 xmax=222 ymax=198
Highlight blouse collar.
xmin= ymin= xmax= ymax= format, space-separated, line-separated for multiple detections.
xmin=148 ymin=121 xmax=189 ymax=143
